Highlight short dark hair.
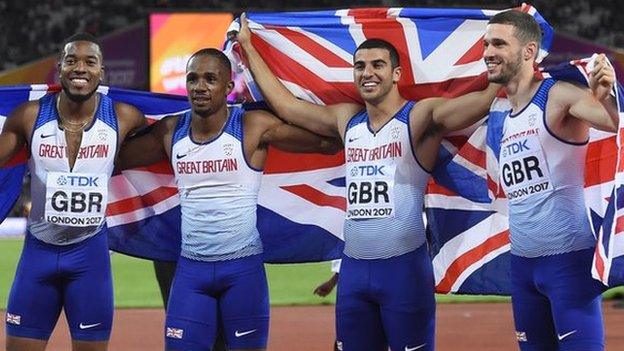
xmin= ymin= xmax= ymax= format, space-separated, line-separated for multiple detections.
xmin=488 ymin=10 xmax=542 ymax=49
xmin=355 ymin=39 xmax=400 ymax=68
xmin=188 ymin=48 xmax=232 ymax=77
xmin=61 ymin=32 xmax=102 ymax=59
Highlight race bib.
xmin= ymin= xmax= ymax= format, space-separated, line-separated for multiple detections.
xmin=346 ymin=163 xmax=395 ymax=219
xmin=500 ymin=132 xmax=553 ymax=203
xmin=45 ymin=172 xmax=108 ymax=227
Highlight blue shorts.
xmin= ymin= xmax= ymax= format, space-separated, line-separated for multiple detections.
xmin=5 ymin=230 xmax=113 ymax=341
xmin=336 ymin=245 xmax=435 ymax=351
xmin=512 ymin=248 xmax=605 ymax=351
xmin=165 ymin=254 xmax=269 ymax=351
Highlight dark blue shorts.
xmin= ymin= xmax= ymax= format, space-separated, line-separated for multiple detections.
xmin=512 ymin=248 xmax=605 ymax=351
xmin=335 ymin=245 xmax=435 ymax=351
xmin=5 ymin=230 xmax=113 ymax=341
xmin=165 ymin=254 xmax=269 ymax=351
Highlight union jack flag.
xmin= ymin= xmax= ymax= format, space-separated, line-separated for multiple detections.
xmin=5 ymin=312 xmax=21 ymax=325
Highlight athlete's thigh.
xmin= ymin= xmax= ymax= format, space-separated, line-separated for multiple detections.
xmin=165 ymin=258 xmax=218 ymax=351
xmin=6 ymin=234 xmax=63 ymax=341
xmin=335 ymin=256 xmax=387 ymax=351
xmin=379 ymin=247 xmax=435 ymax=351
xmin=546 ymin=250 xmax=604 ymax=351
xmin=219 ymin=255 xmax=270 ymax=350
xmin=63 ymin=232 xmax=114 ymax=342
xmin=511 ymin=255 xmax=557 ymax=351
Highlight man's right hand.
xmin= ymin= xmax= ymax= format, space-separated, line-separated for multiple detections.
xmin=236 ymin=13 xmax=252 ymax=49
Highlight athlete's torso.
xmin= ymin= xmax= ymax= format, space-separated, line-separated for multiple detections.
xmin=499 ymin=79 xmax=594 ymax=257
xmin=343 ymin=101 xmax=430 ymax=259
xmin=28 ymin=93 xmax=118 ymax=245
xmin=171 ymin=107 xmax=263 ymax=261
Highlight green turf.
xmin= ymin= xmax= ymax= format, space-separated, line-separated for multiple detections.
xmin=3 ymin=237 xmax=624 ymax=309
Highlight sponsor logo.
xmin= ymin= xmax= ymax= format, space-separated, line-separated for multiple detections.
xmin=336 ymin=341 xmax=343 ymax=351
xmin=41 ymin=133 xmax=55 ymax=139
xmin=97 ymin=129 xmax=108 ymax=141
xmin=6 ymin=313 xmax=21 ymax=325
xmin=79 ymin=322 xmax=101 ymax=329
xmin=234 ymin=329 xmax=257 ymax=337
xmin=405 ymin=344 xmax=427 ymax=351
xmin=528 ymin=114 xmax=536 ymax=127
xmin=348 ymin=136 xmax=360 ymax=143
xmin=166 ymin=327 xmax=184 ymax=339
xmin=391 ymin=126 xmax=401 ymax=140
xmin=557 ymin=330 xmax=577 ymax=341
xmin=57 ymin=176 xmax=68 ymax=186
xmin=176 ymin=153 xmax=187 ymax=160
xmin=223 ymin=143 xmax=234 ymax=156
xmin=515 ymin=331 xmax=527 ymax=342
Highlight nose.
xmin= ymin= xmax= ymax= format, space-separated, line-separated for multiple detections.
xmin=73 ymin=60 xmax=87 ymax=73
xmin=362 ymin=64 xmax=374 ymax=78
xmin=483 ymin=45 xmax=495 ymax=60
xmin=194 ymin=79 xmax=209 ymax=92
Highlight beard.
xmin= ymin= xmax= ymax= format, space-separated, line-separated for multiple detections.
xmin=487 ymin=52 xmax=523 ymax=84
xmin=60 ymin=80 xmax=100 ymax=103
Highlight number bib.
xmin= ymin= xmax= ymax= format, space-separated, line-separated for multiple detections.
xmin=499 ymin=132 xmax=553 ymax=203
xmin=346 ymin=163 xmax=396 ymax=219
xmin=45 ymin=172 xmax=108 ymax=227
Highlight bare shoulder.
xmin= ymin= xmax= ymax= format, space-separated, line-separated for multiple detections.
xmin=7 ymin=100 xmax=40 ymax=132
xmin=330 ymin=102 xmax=363 ymax=123
xmin=113 ymin=101 xmax=144 ymax=125
xmin=548 ymin=80 xmax=589 ymax=103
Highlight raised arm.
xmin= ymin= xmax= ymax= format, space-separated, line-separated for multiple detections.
xmin=261 ymin=122 xmax=342 ymax=155
xmin=116 ymin=116 xmax=175 ymax=171
xmin=567 ymin=54 xmax=618 ymax=132
xmin=115 ymin=102 xmax=148 ymax=141
xmin=237 ymin=13 xmax=357 ymax=138
xmin=428 ymin=82 xmax=501 ymax=133
xmin=0 ymin=102 xmax=37 ymax=167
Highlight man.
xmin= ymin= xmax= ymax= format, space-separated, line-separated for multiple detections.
xmin=0 ymin=33 xmax=144 ymax=351
xmin=483 ymin=10 xmax=618 ymax=350
xmin=237 ymin=14 xmax=500 ymax=351
xmin=116 ymin=48 xmax=339 ymax=351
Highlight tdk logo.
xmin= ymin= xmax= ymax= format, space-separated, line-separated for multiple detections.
xmin=504 ymin=140 xmax=529 ymax=156
xmin=353 ymin=165 xmax=385 ymax=177
xmin=65 ymin=176 xmax=99 ymax=187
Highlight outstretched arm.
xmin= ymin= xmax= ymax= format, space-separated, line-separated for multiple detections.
xmin=116 ymin=117 xmax=173 ymax=171
xmin=428 ymin=82 xmax=501 ymax=133
xmin=237 ymin=13 xmax=357 ymax=138
xmin=261 ymin=122 xmax=342 ymax=155
xmin=0 ymin=103 xmax=36 ymax=167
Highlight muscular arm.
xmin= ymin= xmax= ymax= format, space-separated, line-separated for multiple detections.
xmin=261 ymin=122 xmax=342 ymax=155
xmin=553 ymin=81 xmax=617 ymax=133
xmin=0 ymin=102 xmax=37 ymax=167
xmin=428 ymin=82 xmax=501 ymax=133
xmin=237 ymin=13 xmax=357 ymax=138
xmin=116 ymin=117 xmax=175 ymax=171
xmin=115 ymin=102 xmax=148 ymax=141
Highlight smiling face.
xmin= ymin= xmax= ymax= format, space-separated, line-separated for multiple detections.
xmin=483 ymin=23 xmax=533 ymax=85
xmin=353 ymin=48 xmax=401 ymax=104
xmin=185 ymin=54 xmax=233 ymax=118
xmin=59 ymin=41 xmax=103 ymax=102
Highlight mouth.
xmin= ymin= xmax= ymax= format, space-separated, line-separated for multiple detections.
xmin=360 ymin=81 xmax=380 ymax=92
xmin=191 ymin=96 xmax=211 ymax=104
xmin=69 ymin=77 xmax=89 ymax=89
xmin=484 ymin=60 xmax=502 ymax=73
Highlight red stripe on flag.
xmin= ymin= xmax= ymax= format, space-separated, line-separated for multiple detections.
xmin=594 ymin=244 xmax=606 ymax=283
xmin=264 ymin=147 xmax=344 ymax=174
xmin=427 ymin=180 xmax=458 ymax=196
xmin=252 ymin=34 xmax=361 ymax=104
xmin=616 ymin=216 xmax=624 ymax=236
xmin=585 ymin=137 xmax=617 ymax=186
xmin=280 ymin=184 xmax=346 ymax=211
xmin=106 ymin=186 xmax=178 ymax=216
xmin=436 ymin=229 xmax=509 ymax=294
xmin=454 ymin=35 xmax=484 ymax=65
xmin=130 ymin=160 xmax=174 ymax=175
xmin=267 ymin=26 xmax=352 ymax=67
xmin=4 ymin=147 xmax=29 ymax=167
xmin=457 ymin=141 xmax=486 ymax=169
xmin=444 ymin=135 xmax=469 ymax=149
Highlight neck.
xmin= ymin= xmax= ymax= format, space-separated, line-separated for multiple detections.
xmin=58 ymin=92 xmax=98 ymax=122
xmin=191 ymin=104 xmax=229 ymax=136
xmin=364 ymin=89 xmax=406 ymax=127
xmin=504 ymin=67 xmax=540 ymax=112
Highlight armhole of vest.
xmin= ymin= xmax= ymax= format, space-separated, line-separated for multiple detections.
xmin=238 ymin=108 xmax=263 ymax=172
xmin=405 ymin=102 xmax=433 ymax=174
xmin=110 ymin=98 xmax=120 ymax=155
xmin=343 ymin=109 xmax=366 ymax=141
xmin=170 ymin=112 xmax=187 ymax=164
xmin=28 ymin=97 xmax=46 ymax=155
xmin=540 ymin=80 xmax=590 ymax=146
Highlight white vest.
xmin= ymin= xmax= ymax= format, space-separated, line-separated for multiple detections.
xmin=343 ymin=101 xmax=430 ymax=259
xmin=28 ymin=93 xmax=118 ymax=245
xmin=171 ymin=107 xmax=263 ymax=260
xmin=500 ymin=79 xmax=594 ymax=257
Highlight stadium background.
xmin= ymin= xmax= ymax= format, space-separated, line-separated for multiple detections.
xmin=1 ymin=0 xmax=624 ymax=349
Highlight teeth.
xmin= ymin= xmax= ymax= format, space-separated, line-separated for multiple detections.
xmin=363 ymin=82 xmax=377 ymax=87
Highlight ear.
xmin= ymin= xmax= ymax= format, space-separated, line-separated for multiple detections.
xmin=393 ymin=66 xmax=402 ymax=84
xmin=524 ymin=42 xmax=538 ymax=62
xmin=100 ymin=64 xmax=105 ymax=82
xmin=226 ymin=80 xmax=235 ymax=96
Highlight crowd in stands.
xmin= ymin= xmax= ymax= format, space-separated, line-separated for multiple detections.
xmin=0 ymin=0 xmax=623 ymax=70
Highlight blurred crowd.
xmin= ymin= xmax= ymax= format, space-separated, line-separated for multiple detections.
xmin=0 ymin=0 xmax=623 ymax=72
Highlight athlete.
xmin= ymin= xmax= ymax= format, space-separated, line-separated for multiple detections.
xmin=483 ymin=10 xmax=617 ymax=350
xmin=116 ymin=48 xmax=340 ymax=351
xmin=0 ymin=33 xmax=144 ymax=351
xmin=237 ymin=14 xmax=501 ymax=351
